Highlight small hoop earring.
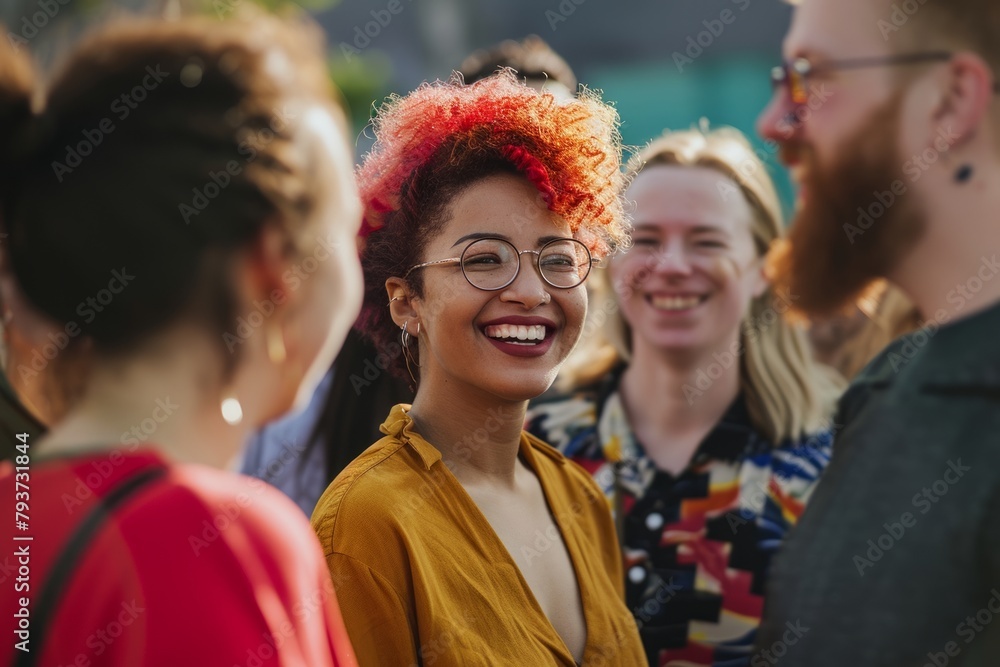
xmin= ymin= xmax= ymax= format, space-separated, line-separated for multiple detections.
xmin=400 ymin=320 xmax=421 ymax=388
xmin=265 ymin=324 xmax=287 ymax=364
xmin=388 ymin=296 xmax=400 ymax=306
xmin=400 ymin=321 xmax=421 ymax=357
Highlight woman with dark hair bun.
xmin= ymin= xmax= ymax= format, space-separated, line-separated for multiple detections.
xmin=0 ymin=15 xmax=360 ymax=666
xmin=310 ymin=72 xmax=645 ymax=666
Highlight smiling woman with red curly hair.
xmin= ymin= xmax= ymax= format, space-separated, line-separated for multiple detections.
xmin=310 ymin=71 xmax=644 ymax=666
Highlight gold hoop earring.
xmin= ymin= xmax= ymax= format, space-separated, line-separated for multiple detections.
xmin=265 ymin=324 xmax=287 ymax=364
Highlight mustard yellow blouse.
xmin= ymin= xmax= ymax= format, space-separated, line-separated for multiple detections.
xmin=311 ymin=404 xmax=644 ymax=666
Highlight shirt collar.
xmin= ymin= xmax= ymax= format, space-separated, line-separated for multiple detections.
xmin=379 ymin=403 xmax=559 ymax=471
xmin=522 ymin=430 xmax=567 ymax=466
xmin=695 ymin=396 xmax=766 ymax=462
xmin=597 ymin=375 xmax=764 ymax=469
xmin=892 ymin=299 xmax=1000 ymax=389
xmin=379 ymin=404 xmax=442 ymax=470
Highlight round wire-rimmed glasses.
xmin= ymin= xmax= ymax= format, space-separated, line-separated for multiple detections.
xmin=403 ymin=237 xmax=594 ymax=291
xmin=767 ymin=52 xmax=1000 ymax=107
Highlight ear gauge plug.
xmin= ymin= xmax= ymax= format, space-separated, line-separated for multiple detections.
xmin=221 ymin=395 xmax=243 ymax=425
xmin=955 ymin=165 xmax=974 ymax=183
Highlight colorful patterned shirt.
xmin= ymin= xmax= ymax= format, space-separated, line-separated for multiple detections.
xmin=526 ymin=369 xmax=832 ymax=667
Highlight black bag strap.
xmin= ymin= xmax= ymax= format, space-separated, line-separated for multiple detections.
xmin=14 ymin=464 xmax=167 ymax=667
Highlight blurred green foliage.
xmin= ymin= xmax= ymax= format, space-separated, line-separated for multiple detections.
xmin=328 ymin=50 xmax=393 ymax=133
xmin=192 ymin=0 xmax=339 ymax=14
xmin=198 ymin=0 xmax=395 ymax=138
xmin=244 ymin=0 xmax=336 ymax=11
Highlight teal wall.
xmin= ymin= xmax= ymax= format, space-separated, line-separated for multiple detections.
xmin=586 ymin=54 xmax=796 ymax=220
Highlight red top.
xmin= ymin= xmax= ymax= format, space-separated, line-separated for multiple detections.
xmin=1 ymin=447 xmax=356 ymax=667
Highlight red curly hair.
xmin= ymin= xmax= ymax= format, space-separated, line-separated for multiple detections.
xmin=357 ymin=70 xmax=626 ymax=380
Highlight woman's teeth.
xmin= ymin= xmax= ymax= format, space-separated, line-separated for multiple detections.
xmin=484 ymin=324 xmax=547 ymax=344
xmin=651 ymin=295 xmax=702 ymax=311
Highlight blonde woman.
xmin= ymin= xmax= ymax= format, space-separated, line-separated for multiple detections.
xmin=527 ymin=126 xmax=843 ymax=667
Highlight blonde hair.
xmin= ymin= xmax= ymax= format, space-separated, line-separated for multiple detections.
xmin=562 ymin=125 xmax=844 ymax=443
xmin=812 ymin=281 xmax=922 ymax=380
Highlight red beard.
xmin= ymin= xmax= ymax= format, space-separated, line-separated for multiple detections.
xmin=767 ymin=91 xmax=926 ymax=319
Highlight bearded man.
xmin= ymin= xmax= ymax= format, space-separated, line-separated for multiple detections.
xmin=754 ymin=0 xmax=1000 ymax=664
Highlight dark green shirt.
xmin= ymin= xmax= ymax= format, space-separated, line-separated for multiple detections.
xmin=756 ymin=299 xmax=1000 ymax=666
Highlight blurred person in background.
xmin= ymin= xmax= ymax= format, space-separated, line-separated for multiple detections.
xmin=0 ymin=275 xmax=50 ymax=458
xmin=808 ymin=281 xmax=921 ymax=380
xmin=0 ymin=249 xmax=94 ymax=432
xmin=238 ymin=327 xmax=411 ymax=516
xmin=527 ymin=126 xmax=842 ymax=667
xmin=311 ymin=71 xmax=645 ymax=666
xmin=459 ymin=34 xmax=577 ymax=98
xmin=755 ymin=0 xmax=1000 ymax=662
xmin=0 ymin=64 xmax=62 ymax=456
xmin=0 ymin=14 xmax=361 ymax=666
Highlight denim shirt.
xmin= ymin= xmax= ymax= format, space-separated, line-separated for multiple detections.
xmin=238 ymin=369 xmax=333 ymax=516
